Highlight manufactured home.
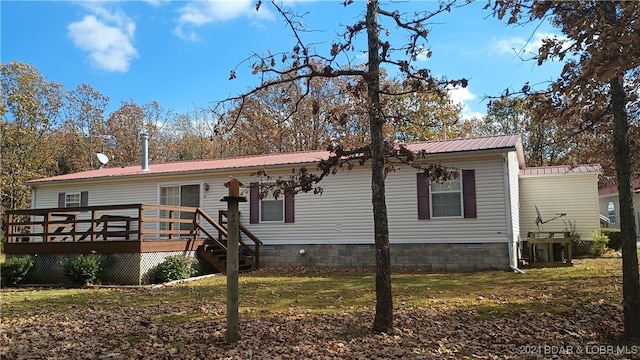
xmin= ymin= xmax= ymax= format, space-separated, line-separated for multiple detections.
xmin=5 ymin=134 xmax=603 ymax=284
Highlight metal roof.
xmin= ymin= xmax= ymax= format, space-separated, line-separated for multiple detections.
xmin=28 ymin=134 xmax=523 ymax=184
xmin=599 ymin=178 xmax=640 ymax=196
xmin=520 ymin=164 xmax=602 ymax=176
xmin=405 ymin=133 xmax=521 ymax=153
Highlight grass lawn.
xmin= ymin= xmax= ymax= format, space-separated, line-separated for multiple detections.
xmin=1 ymin=257 xmax=638 ymax=359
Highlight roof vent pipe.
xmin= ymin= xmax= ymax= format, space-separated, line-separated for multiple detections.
xmin=141 ymin=132 xmax=150 ymax=172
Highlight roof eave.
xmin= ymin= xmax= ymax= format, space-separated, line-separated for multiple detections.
xmin=27 ymin=160 xmax=325 ymax=186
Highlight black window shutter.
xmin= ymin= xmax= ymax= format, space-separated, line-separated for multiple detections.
xmin=249 ymin=182 xmax=259 ymax=224
xmin=462 ymin=170 xmax=477 ymax=218
xmin=284 ymin=192 xmax=295 ymax=223
xmin=58 ymin=192 xmax=66 ymax=208
xmin=80 ymin=191 xmax=89 ymax=207
xmin=416 ymin=173 xmax=430 ymax=220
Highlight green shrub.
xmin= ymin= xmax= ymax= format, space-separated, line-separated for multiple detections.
xmin=152 ymin=255 xmax=197 ymax=283
xmin=602 ymin=228 xmax=622 ymax=250
xmin=62 ymin=254 xmax=102 ymax=285
xmin=1 ymin=256 xmax=34 ymax=287
xmin=590 ymin=230 xmax=610 ymax=256
xmin=563 ymin=220 xmax=590 ymax=257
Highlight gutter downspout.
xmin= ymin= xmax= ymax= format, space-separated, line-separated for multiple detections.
xmin=503 ymin=153 xmax=525 ymax=274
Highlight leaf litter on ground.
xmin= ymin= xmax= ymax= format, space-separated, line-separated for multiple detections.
xmin=1 ymin=257 xmax=638 ymax=359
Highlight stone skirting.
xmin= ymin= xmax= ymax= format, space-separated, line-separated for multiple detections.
xmin=15 ymin=243 xmax=509 ymax=285
xmin=259 ymin=243 xmax=510 ymax=271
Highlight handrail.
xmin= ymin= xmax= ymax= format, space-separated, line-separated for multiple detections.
xmin=195 ymin=208 xmax=228 ymax=251
xmin=219 ymin=210 xmax=262 ymax=269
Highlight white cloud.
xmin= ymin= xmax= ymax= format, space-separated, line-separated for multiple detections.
xmin=142 ymin=0 xmax=169 ymax=6
xmin=494 ymin=32 xmax=568 ymax=59
xmin=68 ymin=7 xmax=138 ymax=72
xmin=448 ymin=85 xmax=483 ymax=120
xmin=414 ymin=47 xmax=432 ymax=62
xmin=174 ymin=0 xmax=274 ymax=41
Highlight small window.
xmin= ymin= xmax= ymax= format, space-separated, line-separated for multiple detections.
xmin=430 ymin=176 xmax=462 ymax=217
xmin=65 ymin=193 xmax=81 ymax=208
xmin=261 ymin=199 xmax=284 ymax=222
xmin=250 ymin=182 xmax=295 ymax=224
xmin=608 ymin=201 xmax=616 ymax=223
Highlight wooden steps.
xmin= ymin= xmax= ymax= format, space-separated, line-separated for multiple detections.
xmin=197 ymin=239 xmax=255 ymax=273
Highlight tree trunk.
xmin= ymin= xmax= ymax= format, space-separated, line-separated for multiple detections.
xmin=366 ymin=0 xmax=393 ymax=333
xmin=609 ymin=75 xmax=640 ymax=341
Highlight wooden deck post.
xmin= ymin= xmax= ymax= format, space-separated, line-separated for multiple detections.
xmin=44 ymin=212 xmax=51 ymax=242
xmin=91 ymin=210 xmax=97 ymax=241
xmin=138 ymin=205 xmax=144 ymax=242
xmin=222 ymin=178 xmax=246 ymax=344
xmin=7 ymin=213 xmax=14 ymax=243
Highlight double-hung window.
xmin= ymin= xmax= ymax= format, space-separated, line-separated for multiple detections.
xmin=57 ymin=191 xmax=88 ymax=208
xmin=65 ymin=193 xmax=81 ymax=208
xmin=417 ymin=170 xmax=476 ymax=220
xmin=260 ymin=198 xmax=284 ymax=222
xmin=249 ymin=182 xmax=295 ymax=224
xmin=430 ymin=176 xmax=463 ymax=217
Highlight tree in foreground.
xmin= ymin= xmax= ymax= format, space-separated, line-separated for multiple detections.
xmin=490 ymin=0 xmax=640 ymax=340
xmin=214 ymin=0 xmax=470 ymax=333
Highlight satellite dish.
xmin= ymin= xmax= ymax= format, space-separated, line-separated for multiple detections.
xmin=97 ymin=153 xmax=109 ymax=167
xmin=535 ymin=205 xmax=543 ymax=227
xmin=534 ymin=204 xmax=567 ymax=230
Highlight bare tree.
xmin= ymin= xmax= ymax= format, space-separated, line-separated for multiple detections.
xmin=490 ymin=0 xmax=640 ymax=341
xmin=214 ymin=0 xmax=470 ymax=333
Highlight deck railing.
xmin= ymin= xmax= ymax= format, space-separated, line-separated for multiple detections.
xmin=6 ymin=204 xmax=262 ymax=269
xmin=7 ymin=204 xmax=228 ymax=244
xmin=7 ymin=204 xmax=145 ymax=243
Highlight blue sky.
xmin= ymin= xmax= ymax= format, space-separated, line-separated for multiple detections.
xmin=1 ymin=0 xmax=565 ymax=119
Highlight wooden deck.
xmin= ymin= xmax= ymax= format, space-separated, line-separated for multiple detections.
xmin=5 ymin=204 xmax=262 ymax=270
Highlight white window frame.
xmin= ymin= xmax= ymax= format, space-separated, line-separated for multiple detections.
xmin=65 ymin=192 xmax=81 ymax=208
xmin=607 ymin=201 xmax=616 ymax=224
xmin=260 ymin=197 xmax=285 ymax=223
xmin=158 ymin=182 xmax=203 ymax=232
xmin=158 ymin=182 xmax=203 ymax=207
xmin=429 ymin=174 xmax=463 ymax=218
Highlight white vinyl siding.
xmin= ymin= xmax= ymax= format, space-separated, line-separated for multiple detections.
xmin=386 ymin=155 xmax=510 ymax=244
xmin=519 ymin=172 xmax=600 ymax=241
xmin=506 ymin=151 xmax=521 ymax=268
xmin=31 ymin=152 xmax=514 ymax=246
